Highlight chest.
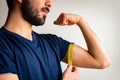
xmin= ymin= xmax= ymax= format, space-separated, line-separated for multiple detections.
xmin=11 ymin=40 xmax=62 ymax=80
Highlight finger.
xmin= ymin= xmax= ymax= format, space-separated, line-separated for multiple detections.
xmin=63 ymin=65 xmax=73 ymax=75
xmin=54 ymin=20 xmax=66 ymax=26
xmin=53 ymin=18 xmax=60 ymax=25
xmin=71 ymin=66 xmax=79 ymax=80
xmin=54 ymin=14 xmax=63 ymax=25
xmin=74 ymin=67 xmax=79 ymax=73
xmin=66 ymin=65 xmax=72 ymax=72
xmin=72 ymin=66 xmax=79 ymax=73
xmin=62 ymin=19 xmax=69 ymax=25
xmin=54 ymin=19 xmax=62 ymax=25
xmin=54 ymin=13 xmax=67 ymax=25
xmin=53 ymin=20 xmax=57 ymax=25
xmin=54 ymin=18 xmax=60 ymax=25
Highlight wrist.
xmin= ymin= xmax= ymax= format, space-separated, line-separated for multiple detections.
xmin=76 ymin=16 xmax=83 ymax=25
xmin=76 ymin=16 xmax=88 ymax=28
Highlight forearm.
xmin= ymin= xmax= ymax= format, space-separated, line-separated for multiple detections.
xmin=0 ymin=73 xmax=19 ymax=80
xmin=76 ymin=17 xmax=111 ymax=68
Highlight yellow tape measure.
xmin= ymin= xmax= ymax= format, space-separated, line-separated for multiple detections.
xmin=68 ymin=43 xmax=74 ymax=65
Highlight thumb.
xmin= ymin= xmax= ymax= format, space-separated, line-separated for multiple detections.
xmin=53 ymin=20 xmax=58 ymax=25
xmin=64 ymin=65 xmax=72 ymax=73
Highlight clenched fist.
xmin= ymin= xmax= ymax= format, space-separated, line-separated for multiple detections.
xmin=54 ymin=13 xmax=81 ymax=26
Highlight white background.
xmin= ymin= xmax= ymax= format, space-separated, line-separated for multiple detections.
xmin=0 ymin=0 xmax=120 ymax=80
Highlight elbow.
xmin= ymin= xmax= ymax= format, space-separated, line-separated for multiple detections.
xmin=98 ymin=60 xmax=111 ymax=69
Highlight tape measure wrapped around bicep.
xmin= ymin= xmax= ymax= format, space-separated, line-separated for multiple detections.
xmin=68 ymin=43 xmax=74 ymax=65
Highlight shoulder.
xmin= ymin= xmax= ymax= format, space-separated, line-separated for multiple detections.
xmin=33 ymin=31 xmax=70 ymax=47
xmin=33 ymin=31 xmax=62 ymax=42
xmin=0 ymin=28 xmax=7 ymax=45
xmin=0 ymin=27 xmax=15 ymax=53
xmin=0 ymin=27 xmax=10 ymax=40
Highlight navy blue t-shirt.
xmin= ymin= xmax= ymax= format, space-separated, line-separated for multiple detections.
xmin=0 ymin=27 xmax=70 ymax=80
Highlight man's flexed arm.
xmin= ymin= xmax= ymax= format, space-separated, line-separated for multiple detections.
xmin=54 ymin=13 xmax=111 ymax=69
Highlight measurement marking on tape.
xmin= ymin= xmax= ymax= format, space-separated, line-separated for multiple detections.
xmin=68 ymin=43 xmax=74 ymax=65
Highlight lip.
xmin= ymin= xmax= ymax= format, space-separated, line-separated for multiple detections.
xmin=43 ymin=10 xmax=48 ymax=14
xmin=41 ymin=11 xmax=48 ymax=16
xmin=41 ymin=7 xmax=50 ymax=15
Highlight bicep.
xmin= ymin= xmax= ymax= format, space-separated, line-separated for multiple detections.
xmin=0 ymin=73 xmax=19 ymax=80
xmin=62 ymin=44 xmax=100 ymax=68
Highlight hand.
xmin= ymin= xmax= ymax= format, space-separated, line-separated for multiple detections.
xmin=54 ymin=13 xmax=81 ymax=26
xmin=62 ymin=65 xmax=79 ymax=80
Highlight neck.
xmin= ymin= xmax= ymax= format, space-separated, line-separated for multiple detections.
xmin=4 ymin=9 xmax=33 ymax=41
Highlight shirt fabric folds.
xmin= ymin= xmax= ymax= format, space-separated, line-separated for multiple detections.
xmin=0 ymin=27 xmax=70 ymax=80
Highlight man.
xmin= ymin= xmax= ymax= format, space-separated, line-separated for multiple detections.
xmin=0 ymin=0 xmax=110 ymax=80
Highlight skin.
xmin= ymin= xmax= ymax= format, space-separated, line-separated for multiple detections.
xmin=62 ymin=65 xmax=79 ymax=80
xmin=0 ymin=0 xmax=111 ymax=80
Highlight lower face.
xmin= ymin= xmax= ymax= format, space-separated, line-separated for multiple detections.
xmin=21 ymin=0 xmax=49 ymax=26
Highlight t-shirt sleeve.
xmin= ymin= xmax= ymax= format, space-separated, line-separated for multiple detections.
xmin=44 ymin=34 xmax=70 ymax=61
xmin=0 ymin=43 xmax=17 ymax=74
xmin=59 ymin=37 xmax=70 ymax=60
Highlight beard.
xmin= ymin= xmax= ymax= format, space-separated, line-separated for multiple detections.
xmin=21 ymin=0 xmax=49 ymax=26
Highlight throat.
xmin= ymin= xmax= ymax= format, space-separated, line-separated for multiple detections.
xmin=24 ymin=34 xmax=33 ymax=41
xmin=14 ymin=31 xmax=33 ymax=41
xmin=4 ymin=26 xmax=33 ymax=41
